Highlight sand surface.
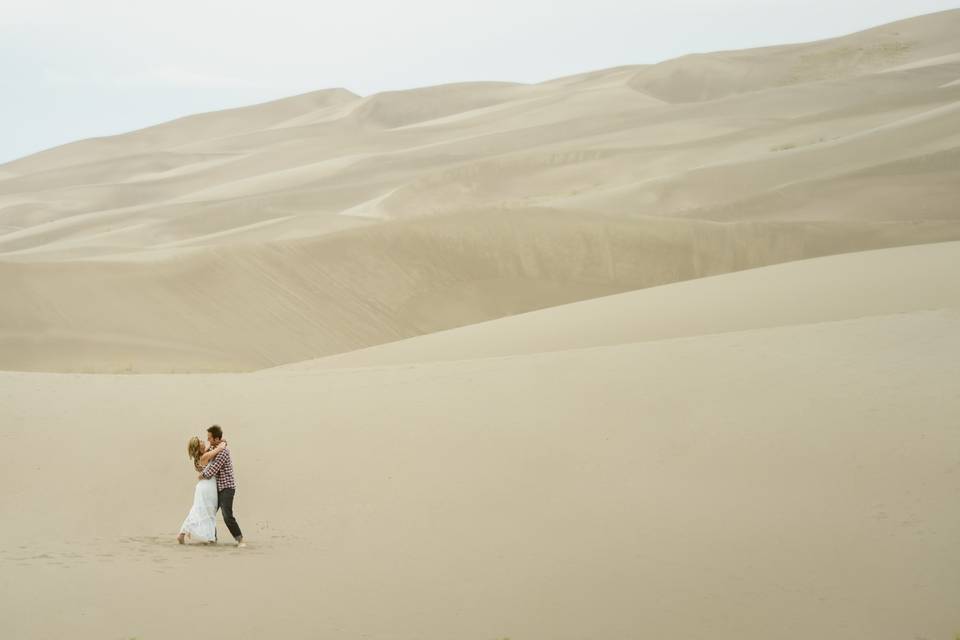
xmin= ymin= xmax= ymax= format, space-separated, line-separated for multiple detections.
xmin=2 ymin=9 xmax=960 ymax=640
xmin=2 ymin=10 xmax=960 ymax=372
xmin=2 ymin=241 xmax=960 ymax=639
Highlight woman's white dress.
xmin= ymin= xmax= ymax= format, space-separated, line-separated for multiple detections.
xmin=179 ymin=475 xmax=218 ymax=543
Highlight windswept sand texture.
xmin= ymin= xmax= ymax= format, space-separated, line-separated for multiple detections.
xmin=3 ymin=9 xmax=960 ymax=640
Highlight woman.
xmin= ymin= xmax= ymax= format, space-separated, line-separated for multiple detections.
xmin=177 ymin=436 xmax=227 ymax=544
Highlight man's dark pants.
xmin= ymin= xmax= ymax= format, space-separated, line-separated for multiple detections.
xmin=217 ymin=488 xmax=243 ymax=541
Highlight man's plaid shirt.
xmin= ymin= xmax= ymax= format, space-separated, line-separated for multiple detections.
xmin=201 ymin=446 xmax=237 ymax=491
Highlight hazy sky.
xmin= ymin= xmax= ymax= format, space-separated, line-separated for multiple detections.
xmin=2 ymin=0 xmax=957 ymax=164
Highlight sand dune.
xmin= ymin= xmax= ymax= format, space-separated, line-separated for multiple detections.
xmin=627 ymin=8 xmax=960 ymax=102
xmin=3 ymin=11 xmax=960 ymax=638
xmin=1 ymin=12 xmax=958 ymax=260
xmin=271 ymin=240 xmax=960 ymax=370
xmin=0 ymin=88 xmax=361 ymax=177
xmin=2 ymin=240 xmax=959 ymax=639
xmin=1 ymin=10 xmax=959 ymax=372
xmin=3 ymin=211 xmax=959 ymax=372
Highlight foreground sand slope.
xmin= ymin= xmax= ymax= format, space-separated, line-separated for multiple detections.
xmin=1 ymin=242 xmax=959 ymax=639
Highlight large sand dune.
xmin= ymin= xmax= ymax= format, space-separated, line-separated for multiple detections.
xmin=2 ymin=10 xmax=960 ymax=371
xmin=3 ymin=9 xmax=960 ymax=640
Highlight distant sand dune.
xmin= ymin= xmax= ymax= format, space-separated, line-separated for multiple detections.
xmin=0 ymin=9 xmax=958 ymax=375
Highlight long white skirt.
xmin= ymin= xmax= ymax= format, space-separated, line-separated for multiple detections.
xmin=179 ymin=477 xmax=218 ymax=543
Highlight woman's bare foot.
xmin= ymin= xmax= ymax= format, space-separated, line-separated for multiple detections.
xmin=177 ymin=533 xmax=186 ymax=544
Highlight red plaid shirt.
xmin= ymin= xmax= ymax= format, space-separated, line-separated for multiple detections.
xmin=201 ymin=446 xmax=237 ymax=491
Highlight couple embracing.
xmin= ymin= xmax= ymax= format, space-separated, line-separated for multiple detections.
xmin=178 ymin=425 xmax=245 ymax=547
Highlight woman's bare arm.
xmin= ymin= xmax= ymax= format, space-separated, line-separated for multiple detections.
xmin=199 ymin=440 xmax=227 ymax=465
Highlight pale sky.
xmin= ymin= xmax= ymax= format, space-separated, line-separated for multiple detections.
xmin=2 ymin=0 xmax=957 ymax=164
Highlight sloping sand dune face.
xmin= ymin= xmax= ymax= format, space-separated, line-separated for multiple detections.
xmin=270 ymin=240 xmax=960 ymax=370
xmin=2 ymin=11 xmax=960 ymax=371
xmin=2 ymin=211 xmax=959 ymax=372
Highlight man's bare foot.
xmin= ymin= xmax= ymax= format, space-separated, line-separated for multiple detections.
xmin=177 ymin=533 xmax=186 ymax=545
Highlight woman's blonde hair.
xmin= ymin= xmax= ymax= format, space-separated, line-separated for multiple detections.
xmin=187 ymin=436 xmax=203 ymax=472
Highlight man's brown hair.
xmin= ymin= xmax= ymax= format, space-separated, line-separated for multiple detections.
xmin=207 ymin=425 xmax=223 ymax=440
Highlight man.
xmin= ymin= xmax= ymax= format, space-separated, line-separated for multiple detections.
xmin=200 ymin=425 xmax=245 ymax=547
